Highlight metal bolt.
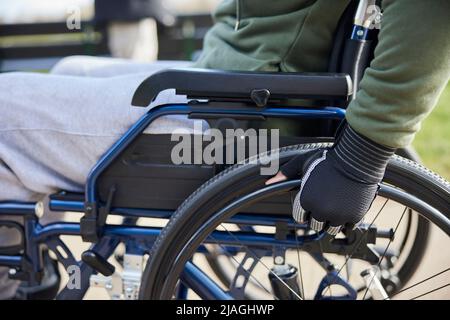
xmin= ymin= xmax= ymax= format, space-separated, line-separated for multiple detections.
xmin=35 ymin=201 xmax=45 ymax=218
xmin=375 ymin=13 xmax=382 ymax=23
xmin=274 ymin=256 xmax=284 ymax=265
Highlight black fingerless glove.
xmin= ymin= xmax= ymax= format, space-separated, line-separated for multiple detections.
xmin=280 ymin=123 xmax=396 ymax=234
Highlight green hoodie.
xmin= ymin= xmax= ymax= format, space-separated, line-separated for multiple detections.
xmin=194 ymin=0 xmax=450 ymax=148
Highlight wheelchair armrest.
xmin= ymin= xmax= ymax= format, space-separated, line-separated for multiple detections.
xmin=131 ymin=68 xmax=353 ymax=107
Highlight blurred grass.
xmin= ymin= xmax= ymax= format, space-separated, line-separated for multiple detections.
xmin=413 ymin=83 xmax=450 ymax=180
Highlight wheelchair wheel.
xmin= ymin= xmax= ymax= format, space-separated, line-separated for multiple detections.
xmin=140 ymin=144 xmax=450 ymax=300
xmin=204 ymin=146 xmax=429 ymax=299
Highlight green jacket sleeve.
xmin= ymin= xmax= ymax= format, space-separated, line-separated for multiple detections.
xmin=346 ymin=0 xmax=450 ymax=148
xmin=193 ymin=0 xmax=350 ymax=72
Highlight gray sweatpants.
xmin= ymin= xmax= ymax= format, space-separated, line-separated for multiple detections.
xmin=0 ymin=57 xmax=194 ymax=299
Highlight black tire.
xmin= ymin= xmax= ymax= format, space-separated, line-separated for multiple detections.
xmin=140 ymin=143 xmax=450 ymax=300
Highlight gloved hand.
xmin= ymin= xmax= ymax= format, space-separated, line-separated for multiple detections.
xmin=266 ymin=123 xmax=395 ymax=235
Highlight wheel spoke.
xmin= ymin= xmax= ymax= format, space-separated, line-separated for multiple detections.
xmin=209 ymin=230 xmax=275 ymax=299
xmin=386 ymin=268 xmax=450 ymax=299
xmin=294 ymin=225 xmax=305 ymax=299
xmin=219 ymin=223 xmax=303 ymax=300
xmin=410 ymin=283 xmax=450 ymax=300
xmin=362 ymin=205 xmax=408 ymax=300
xmin=317 ymin=235 xmax=332 ymax=297
xmin=292 ymin=191 xmax=305 ymax=299
xmin=345 ymin=256 xmax=352 ymax=281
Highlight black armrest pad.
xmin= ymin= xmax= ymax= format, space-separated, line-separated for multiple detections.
xmin=131 ymin=68 xmax=352 ymax=107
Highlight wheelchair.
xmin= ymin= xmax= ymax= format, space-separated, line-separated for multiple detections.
xmin=0 ymin=0 xmax=449 ymax=300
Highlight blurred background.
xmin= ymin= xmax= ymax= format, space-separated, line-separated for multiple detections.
xmin=0 ymin=0 xmax=220 ymax=66
xmin=0 ymin=0 xmax=448 ymax=179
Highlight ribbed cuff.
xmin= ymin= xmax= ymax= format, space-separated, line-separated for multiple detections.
xmin=333 ymin=125 xmax=396 ymax=183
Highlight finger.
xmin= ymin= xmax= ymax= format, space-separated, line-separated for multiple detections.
xmin=310 ymin=217 xmax=325 ymax=232
xmin=292 ymin=191 xmax=308 ymax=223
xmin=279 ymin=150 xmax=321 ymax=179
xmin=326 ymin=225 xmax=342 ymax=236
xmin=265 ymin=171 xmax=288 ymax=185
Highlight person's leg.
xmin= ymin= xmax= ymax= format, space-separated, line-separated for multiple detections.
xmin=50 ymin=56 xmax=191 ymax=78
xmin=0 ymin=70 xmax=193 ymax=298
